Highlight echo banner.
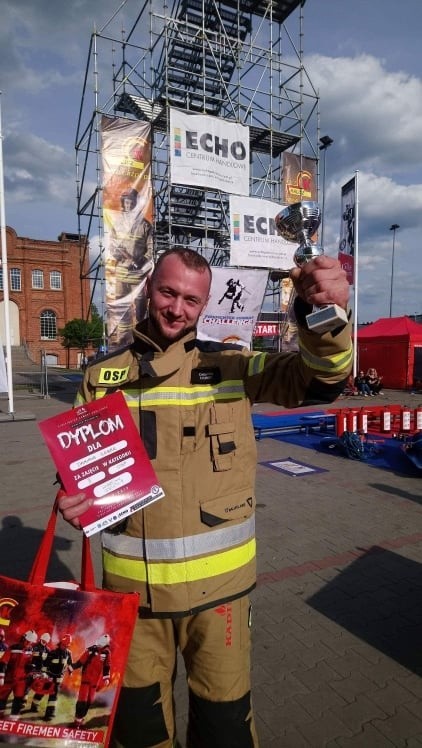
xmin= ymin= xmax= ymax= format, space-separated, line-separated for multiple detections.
xmin=229 ymin=195 xmax=295 ymax=269
xmin=197 ymin=266 xmax=268 ymax=348
xmin=101 ymin=115 xmax=154 ymax=350
xmin=170 ymin=109 xmax=250 ymax=195
xmin=282 ymin=153 xmax=317 ymax=205
xmin=338 ymin=176 xmax=356 ymax=285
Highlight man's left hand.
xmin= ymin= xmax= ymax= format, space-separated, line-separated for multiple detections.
xmin=289 ymin=255 xmax=349 ymax=310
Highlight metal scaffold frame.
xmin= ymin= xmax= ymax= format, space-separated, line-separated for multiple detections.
xmin=75 ymin=0 xmax=319 ymax=321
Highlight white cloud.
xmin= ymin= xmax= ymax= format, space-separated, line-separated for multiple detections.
xmin=305 ymin=53 xmax=422 ymax=176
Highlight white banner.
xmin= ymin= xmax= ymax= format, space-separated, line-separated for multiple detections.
xmin=198 ymin=267 xmax=268 ymax=347
xmin=229 ymin=195 xmax=296 ymax=269
xmin=170 ymin=109 xmax=249 ymax=195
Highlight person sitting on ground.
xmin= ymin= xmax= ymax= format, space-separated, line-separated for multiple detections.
xmin=365 ymin=367 xmax=384 ymax=395
xmin=354 ymin=371 xmax=372 ymax=397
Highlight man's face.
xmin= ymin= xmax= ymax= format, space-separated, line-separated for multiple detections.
xmin=122 ymin=197 xmax=134 ymax=212
xmin=148 ymin=254 xmax=210 ymax=343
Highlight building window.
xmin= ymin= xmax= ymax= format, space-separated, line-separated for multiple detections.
xmin=10 ymin=268 xmax=22 ymax=291
xmin=40 ymin=310 xmax=57 ymax=340
xmin=50 ymin=270 xmax=62 ymax=290
xmin=32 ymin=269 xmax=44 ymax=289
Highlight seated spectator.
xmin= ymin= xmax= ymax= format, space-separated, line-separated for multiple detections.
xmin=354 ymin=371 xmax=371 ymax=396
xmin=365 ymin=367 xmax=384 ymax=395
xmin=342 ymin=373 xmax=357 ymax=397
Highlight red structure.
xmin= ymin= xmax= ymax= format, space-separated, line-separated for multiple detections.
xmin=0 ymin=226 xmax=90 ymax=368
xmin=329 ymin=404 xmax=422 ymax=437
xmin=358 ymin=317 xmax=422 ymax=390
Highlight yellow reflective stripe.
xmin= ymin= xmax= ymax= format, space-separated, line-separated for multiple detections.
xmin=103 ymin=538 xmax=256 ymax=585
xmin=121 ymin=383 xmax=246 ymax=407
xmin=248 ymin=352 xmax=266 ymax=376
xmin=299 ymin=341 xmax=353 ymax=373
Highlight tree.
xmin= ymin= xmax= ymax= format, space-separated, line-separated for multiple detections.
xmin=59 ymin=308 xmax=105 ymax=366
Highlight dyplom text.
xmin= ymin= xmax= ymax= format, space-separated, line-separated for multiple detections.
xmin=56 ymin=414 xmax=124 ymax=450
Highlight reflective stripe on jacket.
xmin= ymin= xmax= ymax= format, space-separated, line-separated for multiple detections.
xmin=77 ymin=313 xmax=352 ymax=616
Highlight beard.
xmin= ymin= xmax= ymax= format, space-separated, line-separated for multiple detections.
xmin=148 ymin=311 xmax=197 ymax=349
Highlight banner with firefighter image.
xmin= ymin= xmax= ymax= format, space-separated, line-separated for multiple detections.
xmin=282 ymin=153 xmax=317 ymax=205
xmin=0 ymin=575 xmax=138 ymax=746
xmin=279 ymin=277 xmax=299 ymax=351
xmin=338 ymin=176 xmax=356 ymax=285
xmin=101 ymin=115 xmax=154 ymax=350
xmin=197 ymin=267 xmax=268 ymax=348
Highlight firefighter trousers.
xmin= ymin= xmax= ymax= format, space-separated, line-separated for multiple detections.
xmin=109 ymin=595 xmax=259 ymax=748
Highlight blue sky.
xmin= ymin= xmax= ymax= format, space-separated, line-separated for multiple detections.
xmin=1 ymin=0 xmax=422 ymax=323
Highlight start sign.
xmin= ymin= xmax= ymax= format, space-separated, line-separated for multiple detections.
xmin=253 ymin=322 xmax=279 ymax=337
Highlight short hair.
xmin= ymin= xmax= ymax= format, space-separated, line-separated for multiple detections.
xmin=151 ymin=247 xmax=212 ymax=284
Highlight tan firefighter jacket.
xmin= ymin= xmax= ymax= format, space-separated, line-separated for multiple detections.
xmin=75 ymin=310 xmax=352 ymax=617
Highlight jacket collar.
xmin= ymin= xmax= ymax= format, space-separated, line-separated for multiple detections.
xmin=131 ymin=319 xmax=197 ymax=378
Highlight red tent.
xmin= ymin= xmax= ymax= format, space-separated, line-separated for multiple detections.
xmin=358 ymin=317 xmax=422 ymax=389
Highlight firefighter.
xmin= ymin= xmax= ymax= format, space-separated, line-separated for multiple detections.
xmin=0 ymin=629 xmax=8 ymax=660
xmin=0 ymin=630 xmax=37 ymax=719
xmin=41 ymin=634 xmax=74 ymax=722
xmin=107 ymin=188 xmax=154 ymax=348
xmin=26 ymin=632 xmax=52 ymax=713
xmin=73 ymin=634 xmax=111 ymax=727
xmin=58 ymin=247 xmax=352 ymax=747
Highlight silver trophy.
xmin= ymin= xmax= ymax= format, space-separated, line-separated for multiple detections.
xmin=275 ymin=201 xmax=348 ymax=334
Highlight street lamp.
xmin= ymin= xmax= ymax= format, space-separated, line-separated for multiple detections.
xmin=389 ymin=223 xmax=400 ymax=317
xmin=319 ymin=135 xmax=334 ymax=247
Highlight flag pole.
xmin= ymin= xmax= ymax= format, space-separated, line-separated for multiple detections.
xmin=352 ymin=170 xmax=359 ymax=378
xmin=0 ymin=92 xmax=14 ymax=415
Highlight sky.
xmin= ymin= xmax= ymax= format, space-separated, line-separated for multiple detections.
xmin=1 ymin=0 xmax=422 ymax=324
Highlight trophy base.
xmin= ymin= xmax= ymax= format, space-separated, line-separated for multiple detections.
xmin=306 ymin=304 xmax=349 ymax=334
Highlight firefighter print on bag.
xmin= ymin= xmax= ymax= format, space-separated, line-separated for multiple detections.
xmin=0 ymin=577 xmax=136 ymax=747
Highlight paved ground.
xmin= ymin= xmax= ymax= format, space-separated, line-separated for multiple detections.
xmin=0 ymin=383 xmax=421 ymax=747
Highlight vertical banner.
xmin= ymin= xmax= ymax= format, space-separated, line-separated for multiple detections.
xmin=283 ymin=153 xmax=317 ymax=205
xmin=280 ymin=277 xmax=299 ymax=352
xmin=338 ymin=176 xmax=356 ymax=285
xmin=101 ymin=115 xmax=154 ymax=350
xmin=197 ymin=267 xmax=268 ymax=347
xmin=280 ymin=277 xmax=294 ymax=313
xmin=229 ymin=195 xmax=295 ymax=269
xmin=170 ymin=109 xmax=250 ymax=195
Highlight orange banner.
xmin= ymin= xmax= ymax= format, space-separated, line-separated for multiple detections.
xmin=101 ymin=116 xmax=153 ymax=349
xmin=282 ymin=153 xmax=317 ymax=205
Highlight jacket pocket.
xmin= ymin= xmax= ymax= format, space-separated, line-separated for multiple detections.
xmin=207 ymin=403 xmax=236 ymax=471
xmin=200 ymin=488 xmax=254 ymax=527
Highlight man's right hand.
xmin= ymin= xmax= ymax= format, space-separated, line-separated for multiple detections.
xmin=56 ymin=488 xmax=92 ymax=530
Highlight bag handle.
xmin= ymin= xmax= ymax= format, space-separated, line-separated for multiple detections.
xmin=28 ymin=501 xmax=96 ymax=591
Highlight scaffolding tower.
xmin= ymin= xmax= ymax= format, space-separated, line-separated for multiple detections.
xmin=75 ymin=0 xmax=319 ymax=322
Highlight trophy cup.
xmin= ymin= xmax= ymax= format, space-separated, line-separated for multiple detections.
xmin=275 ymin=201 xmax=348 ymax=334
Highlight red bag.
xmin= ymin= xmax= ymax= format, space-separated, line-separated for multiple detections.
xmin=0 ymin=503 xmax=139 ymax=746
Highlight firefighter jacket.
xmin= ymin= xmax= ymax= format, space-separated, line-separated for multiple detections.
xmin=75 ymin=304 xmax=352 ymax=617
xmin=74 ymin=646 xmax=111 ymax=689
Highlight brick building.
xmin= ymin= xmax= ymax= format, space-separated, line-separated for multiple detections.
xmin=0 ymin=226 xmax=91 ymax=368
